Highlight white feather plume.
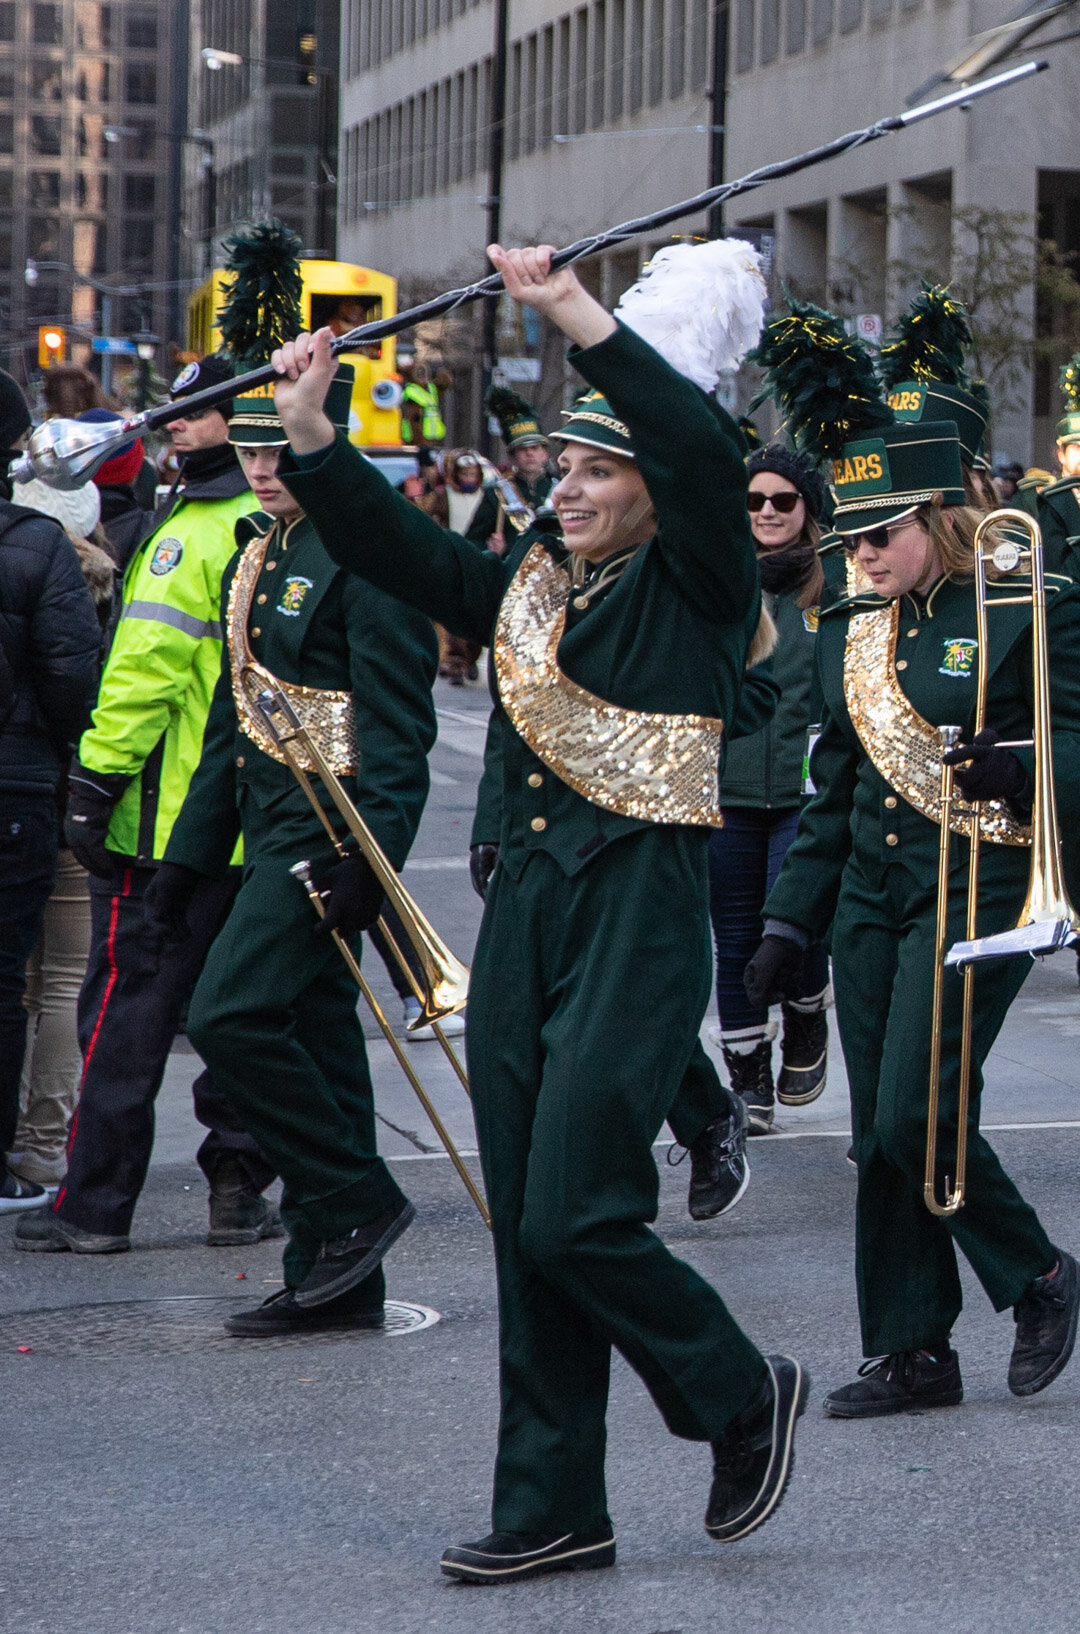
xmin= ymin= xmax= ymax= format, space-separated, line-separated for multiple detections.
xmin=613 ymin=239 xmax=767 ymax=393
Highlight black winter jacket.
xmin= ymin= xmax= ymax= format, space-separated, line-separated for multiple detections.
xmin=0 ymin=501 xmax=102 ymax=797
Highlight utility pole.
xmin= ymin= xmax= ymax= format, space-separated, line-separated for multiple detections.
xmin=480 ymin=0 xmax=510 ymax=453
xmin=708 ymin=1 xmax=729 ymax=238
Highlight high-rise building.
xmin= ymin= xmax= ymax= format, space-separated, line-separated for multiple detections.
xmin=183 ymin=0 xmax=339 ymax=288
xmin=1 ymin=0 xmax=190 ymax=389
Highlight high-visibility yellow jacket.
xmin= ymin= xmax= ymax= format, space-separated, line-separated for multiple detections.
xmin=78 ymin=462 xmax=257 ymax=862
xmin=401 ymin=380 xmax=445 ymax=443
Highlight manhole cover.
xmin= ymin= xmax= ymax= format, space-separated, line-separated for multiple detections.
xmin=0 ymin=1297 xmax=440 ymax=1357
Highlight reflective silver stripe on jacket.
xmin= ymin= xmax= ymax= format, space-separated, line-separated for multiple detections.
xmin=121 ymin=600 xmax=223 ymax=640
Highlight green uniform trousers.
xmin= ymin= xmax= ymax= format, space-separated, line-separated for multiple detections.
xmin=832 ymin=854 xmax=1053 ymax=1357
xmin=467 ymin=829 xmax=768 ymax=1534
xmin=186 ymin=801 xmax=405 ymax=1297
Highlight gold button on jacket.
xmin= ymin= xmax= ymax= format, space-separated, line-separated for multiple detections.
xmin=530 ymin=816 xmax=547 ymax=832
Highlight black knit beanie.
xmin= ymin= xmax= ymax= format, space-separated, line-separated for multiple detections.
xmin=746 ymin=443 xmax=826 ymax=522
xmin=0 ymin=368 xmax=32 ymax=456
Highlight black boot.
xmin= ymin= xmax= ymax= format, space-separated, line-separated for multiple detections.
xmin=440 ymin=1523 xmax=616 ymax=1583
xmin=777 ymin=1003 xmax=828 ymax=1106
xmin=686 ymin=1095 xmax=749 ymax=1220
xmin=207 ymin=1158 xmax=285 ymax=1248
xmin=224 ymin=1287 xmax=385 ymax=1337
xmin=721 ymin=1040 xmax=775 ymax=1135
xmin=823 ymin=1348 xmax=962 ymax=1418
xmin=1009 ymin=1249 xmax=1080 ymax=1397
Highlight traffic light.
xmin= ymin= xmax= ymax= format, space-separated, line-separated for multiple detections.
xmin=38 ymin=325 xmax=66 ymax=368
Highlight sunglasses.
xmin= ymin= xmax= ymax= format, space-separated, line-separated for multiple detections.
xmin=842 ymin=519 xmax=923 ymax=555
xmin=747 ymin=490 xmax=801 ymax=514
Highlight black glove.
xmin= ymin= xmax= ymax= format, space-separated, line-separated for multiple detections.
xmin=470 ymin=842 xmax=499 ymax=901
xmin=942 ymin=728 xmax=1032 ymax=810
xmin=143 ymin=861 xmax=203 ymax=946
xmin=314 ymin=854 xmax=385 ymax=941
xmin=64 ymin=758 xmax=132 ymax=877
xmin=743 ymin=934 xmax=804 ymax=1010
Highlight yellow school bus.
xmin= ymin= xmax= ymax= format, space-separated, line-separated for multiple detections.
xmin=186 ymin=259 xmax=403 ymax=447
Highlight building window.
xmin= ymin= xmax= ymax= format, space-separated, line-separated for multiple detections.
xmin=647 ymin=0 xmax=664 ymax=105
xmin=689 ymin=0 xmax=709 ymax=89
xmin=0 ymin=71 xmax=12 ymax=99
xmin=736 ymin=0 xmax=755 ymax=68
xmin=124 ymin=219 xmax=155 ymax=271
xmin=30 ymin=115 xmax=62 ymax=156
xmin=609 ymin=0 xmax=625 ymax=119
xmin=556 ymin=17 xmax=571 ymax=136
xmin=812 ymin=0 xmax=834 ymax=41
xmin=0 ymin=5 xmax=15 ymax=44
xmin=31 ymin=62 xmax=64 ymax=103
xmin=29 ymin=170 xmax=61 ymax=208
xmin=76 ymin=6 xmax=113 ymax=50
xmin=0 ymin=114 xmax=12 ymax=154
xmin=33 ymin=5 xmax=62 ymax=45
xmin=787 ymin=0 xmax=806 ymax=49
xmin=628 ymin=0 xmax=644 ymax=112
xmin=124 ymin=64 xmax=157 ymax=104
xmin=667 ymin=0 xmax=686 ymax=97
xmin=761 ymin=0 xmax=780 ymax=58
xmin=125 ymin=174 xmax=155 ymax=210
xmin=590 ymin=0 xmax=607 ymax=125
xmin=523 ymin=33 xmax=538 ymax=154
xmin=125 ymin=12 xmax=157 ymax=49
xmin=839 ymin=0 xmax=862 ymax=28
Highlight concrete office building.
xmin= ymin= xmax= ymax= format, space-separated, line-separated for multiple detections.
xmin=0 ymin=0 xmax=188 ymax=386
xmin=723 ymin=1 xmax=1080 ymax=462
xmin=336 ymin=0 xmax=724 ymax=437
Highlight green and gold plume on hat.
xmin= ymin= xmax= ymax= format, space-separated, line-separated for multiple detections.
xmin=486 ymin=384 xmax=546 ymax=449
xmin=217 ymin=219 xmax=314 ymax=447
xmin=878 ymin=284 xmax=988 ymax=465
xmin=1057 ymin=353 xmax=1080 ymax=446
xmin=749 ymin=294 xmax=964 ymax=534
xmin=747 ymin=296 xmax=890 ymax=464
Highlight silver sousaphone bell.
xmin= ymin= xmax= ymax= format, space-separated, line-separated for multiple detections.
xmin=10 ymin=415 xmax=150 ymax=492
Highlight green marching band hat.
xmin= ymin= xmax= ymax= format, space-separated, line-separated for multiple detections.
xmin=486 ymin=384 xmax=547 ymax=449
xmin=877 ymin=285 xmax=988 ymax=467
xmin=1057 ymin=353 xmax=1080 ymax=446
xmin=228 ymin=365 xmax=355 ymax=447
xmin=748 ymin=292 xmax=964 ymax=537
xmin=555 ymin=388 xmax=635 ymax=459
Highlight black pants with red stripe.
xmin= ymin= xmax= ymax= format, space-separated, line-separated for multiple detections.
xmin=56 ymin=860 xmax=275 ymax=1238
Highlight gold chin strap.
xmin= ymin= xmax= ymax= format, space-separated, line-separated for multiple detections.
xmin=566 ymin=493 xmax=656 ymax=587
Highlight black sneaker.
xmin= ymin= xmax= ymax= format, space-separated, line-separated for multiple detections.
xmin=13 ymin=1210 xmax=130 ymax=1253
xmin=722 ymin=1041 xmax=775 ymax=1135
xmin=777 ymin=1005 xmax=828 ymax=1106
xmin=293 ymin=1198 xmax=416 ymax=1308
xmin=0 ymin=1169 xmax=50 ymax=1214
xmin=440 ymin=1524 xmax=616 ymax=1584
xmin=224 ymin=1287 xmax=386 ymax=1337
xmin=705 ymin=1354 xmax=808 ymax=1542
xmin=1009 ymin=1249 xmax=1080 ymax=1397
xmin=686 ymin=1096 xmax=750 ymax=1220
xmin=824 ymin=1349 xmax=962 ymax=1418
xmin=207 ymin=1183 xmax=285 ymax=1248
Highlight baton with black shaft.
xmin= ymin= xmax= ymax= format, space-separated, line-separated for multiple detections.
xmin=12 ymin=59 xmax=1047 ymax=490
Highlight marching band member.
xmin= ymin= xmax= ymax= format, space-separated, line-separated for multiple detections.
xmin=1037 ymin=353 xmax=1080 ymax=579
xmin=466 ymin=386 xmax=555 ymax=552
xmin=747 ymin=304 xmax=1080 ymax=1417
xmin=148 ymin=370 xmax=439 ymax=1337
xmin=269 ymin=240 xmax=808 ymax=1582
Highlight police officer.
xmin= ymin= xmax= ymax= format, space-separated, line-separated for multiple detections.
xmin=466 ymin=386 xmax=555 ymax=551
xmin=15 ymin=356 xmax=276 ymax=1257
xmin=400 ymin=361 xmax=447 ymax=446
xmin=151 ymin=369 xmax=438 ymax=1337
xmin=268 ymin=241 xmax=808 ymax=1583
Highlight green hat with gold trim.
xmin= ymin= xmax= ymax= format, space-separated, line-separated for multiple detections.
xmin=486 ymin=384 xmax=547 ymax=449
xmin=885 ymin=380 xmax=988 ymax=467
xmin=1057 ymin=353 xmax=1080 ymax=445
xmin=553 ymin=388 xmax=634 ymax=459
xmin=829 ymin=421 xmax=965 ymax=534
xmin=878 ymin=285 xmax=988 ymax=466
xmin=228 ymin=364 xmax=355 ymax=447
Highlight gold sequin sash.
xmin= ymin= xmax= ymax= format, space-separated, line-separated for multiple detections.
xmin=843 ymin=600 xmax=1030 ymax=846
xmin=493 ymin=542 xmax=724 ymax=826
xmin=227 ymin=528 xmax=358 ymax=775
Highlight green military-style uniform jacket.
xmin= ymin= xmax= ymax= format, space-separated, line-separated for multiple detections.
xmin=168 ymin=510 xmax=438 ymax=876
xmin=281 ymin=321 xmax=771 ymax=1536
xmin=765 ymin=569 xmax=1080 ymax=1358
xmin=722 ymin=585 xmax=818 ymax=809
xmin=465 ymin=470 xmax=556 ymax=548
xmin=1037 ymin=475 xmax=1080 ymax=579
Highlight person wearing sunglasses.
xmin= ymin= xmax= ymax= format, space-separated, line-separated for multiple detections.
xmin=707 ymin=447 xmax=830 ymax=1135
xmin=745 ymin=401 xmax=1080 ymax=1421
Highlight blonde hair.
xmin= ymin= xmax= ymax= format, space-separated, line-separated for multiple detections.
xmin=918 ymin=497 xmax=1010 ymax=583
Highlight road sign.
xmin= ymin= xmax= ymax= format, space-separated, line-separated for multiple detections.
xmin=855 ymin=313 xmax=882 ymax=345
xmin=92 ymin=336 xmax=138 ymax=355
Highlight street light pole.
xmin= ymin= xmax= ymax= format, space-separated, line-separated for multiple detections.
xmin=708 ymin=1 xmax=729 ymax=238
xmin=480 ymin=0 xmax=510 ymax=454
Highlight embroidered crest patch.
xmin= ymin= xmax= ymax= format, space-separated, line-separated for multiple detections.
xmin=939 ymin=637 xmax=977 ymax=678
xmin=802 ymin=605 xmax=820 ymax=634
xmin=149 ymin=537 xmax=183 ymax=576
xmin=277 ymin=575 xmax=314 ymax=616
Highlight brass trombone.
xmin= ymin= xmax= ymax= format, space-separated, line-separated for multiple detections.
xmin=253 ymin=680 xmax=491 ymax=1228
xmin=925 ymin=509 xmax=1080 ymax=1216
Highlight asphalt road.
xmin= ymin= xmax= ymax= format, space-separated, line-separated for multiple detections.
xmin=4 ymin=675 xmax=1080 ymax=1634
